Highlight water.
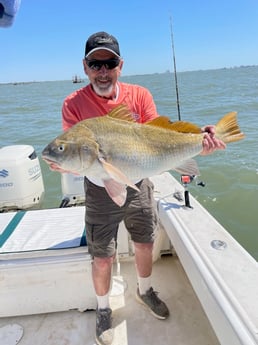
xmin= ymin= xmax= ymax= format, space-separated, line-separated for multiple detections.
xmin=1 ymin=66 xmax=258 ymax=260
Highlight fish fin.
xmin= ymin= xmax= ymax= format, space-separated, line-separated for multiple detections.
xmin=107 ymin=105 xmax=137 ymax=122
xmin=174 ymin=159 xmax=200 ymax=176
xmin=215 ymin=112 xmax=245 ymax=143
xmin=103 ymin=179 xmax=127 ymax=207
xmin=146 ymin=117 xmax=202 ymax=133
xmin=99 ymin=157 xmax=140 ymax=192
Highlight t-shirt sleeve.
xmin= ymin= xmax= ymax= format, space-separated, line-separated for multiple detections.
xmin=130 ymin=85 xmax=159 ymax=123
xmin=140 ymin=88 xmax=159 ymax=122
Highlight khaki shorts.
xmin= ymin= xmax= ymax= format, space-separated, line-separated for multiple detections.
xmin=84 ymin=178 xmax=158 ymax=258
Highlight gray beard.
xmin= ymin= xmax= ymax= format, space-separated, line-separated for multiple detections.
xmin=92 ymin=83 xmax=114 ymax=98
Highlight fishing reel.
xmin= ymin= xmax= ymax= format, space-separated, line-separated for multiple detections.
xmin=180 ymin=175 xmax=205 ymax=209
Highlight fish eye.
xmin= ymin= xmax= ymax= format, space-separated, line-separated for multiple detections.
xmin=58 ymin=144 xmax=65 ymax=152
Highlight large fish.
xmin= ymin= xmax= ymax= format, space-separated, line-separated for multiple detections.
xmin=42 ymin=105 xmax=244 ymax=206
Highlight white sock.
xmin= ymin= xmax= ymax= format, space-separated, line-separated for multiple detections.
xmin=138 ymin=276 xmax=151 ymax=295
xmin=96 ymin=293 xmax=110 ymax=310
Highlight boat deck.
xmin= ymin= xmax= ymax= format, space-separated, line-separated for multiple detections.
xmin=0 ymin=255 xmax=220 ymax=345
xmin=2 ymin=172 xmax=257 ymax=344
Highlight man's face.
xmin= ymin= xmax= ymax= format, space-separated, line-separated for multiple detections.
xmin=83 ymin=50 xmax=123 ymax=98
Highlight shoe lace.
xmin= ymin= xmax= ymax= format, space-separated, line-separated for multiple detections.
xmin=97 ymin=309 xmax=112 ymax=332
xmin=146 ymin=287 xmax=162 ymax=307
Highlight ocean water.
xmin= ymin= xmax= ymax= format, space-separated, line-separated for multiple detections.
xmin=0 ymin=66 xmax=257 ymax=260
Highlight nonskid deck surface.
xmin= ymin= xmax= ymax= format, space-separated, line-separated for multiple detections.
xmin=0 ymin=255 xmax=219 ymax=345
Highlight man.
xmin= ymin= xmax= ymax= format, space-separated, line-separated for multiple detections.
xmin=61 ymin=32 xmax=225 ymax=345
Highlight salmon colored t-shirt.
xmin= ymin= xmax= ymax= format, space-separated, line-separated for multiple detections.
xmin=62 ymin=81 xmax=158 ymax=131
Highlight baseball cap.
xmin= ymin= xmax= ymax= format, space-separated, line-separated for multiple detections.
xmin=85 ymin=31 xmax=120 ymax=58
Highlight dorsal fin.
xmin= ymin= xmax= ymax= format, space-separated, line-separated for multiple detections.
xmin=107 ymin=105 xmax=136 ymax=122
xmin=146 ymin=117 xmax=202 ymax=133
xmin=106 ymin=105 xmax=202 ymax=133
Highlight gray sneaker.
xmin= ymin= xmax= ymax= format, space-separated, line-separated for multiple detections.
xmin=136 ymin=287 xmax=169 ymax=320
xmin=95 ymin=308 xmax=114 ymax=345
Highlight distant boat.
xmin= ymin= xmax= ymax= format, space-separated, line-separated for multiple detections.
xmin=72 ymin=75 xmax=83 ymax=83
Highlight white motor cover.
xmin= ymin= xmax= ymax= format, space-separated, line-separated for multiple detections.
xmin=61 ymin=173 xmax=85 ymax=205
xmin=0 ymin=145 xmax=45 ymax=210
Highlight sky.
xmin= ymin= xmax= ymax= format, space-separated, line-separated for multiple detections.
xmin=1 ymin=0 xmax=258 ymax=83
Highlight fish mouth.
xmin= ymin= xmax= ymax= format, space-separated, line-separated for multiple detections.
xmin=41 ymin=155 xmax=57 ymax=164
xmin=41 ymin=156 xmax=61 ymax=170
xmin=41 ymin=155 xmax=79 ymax=174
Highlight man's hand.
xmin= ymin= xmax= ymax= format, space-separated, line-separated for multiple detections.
xmin=200 ymin=125 xmax=226 ymax=155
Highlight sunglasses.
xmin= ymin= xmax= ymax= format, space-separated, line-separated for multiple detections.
xmin=85 ymin=58 xmax=120 ymax=71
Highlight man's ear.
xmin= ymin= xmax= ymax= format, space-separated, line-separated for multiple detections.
xmin=118 ymin=59 xmax=124 ymax=76
xmin=82 ymin=59 xmax=88 ymax=76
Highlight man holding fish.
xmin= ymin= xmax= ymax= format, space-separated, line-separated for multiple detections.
xmin=43 ymin=32 xmax=243 ymax=345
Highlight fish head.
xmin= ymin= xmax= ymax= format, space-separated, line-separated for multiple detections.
xmin=42 ymin=136 xmax=99 ymax=175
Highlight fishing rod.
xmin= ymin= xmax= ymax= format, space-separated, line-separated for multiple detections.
xmin=169 ymin=16 xmax=181 ymax=121
xmin=169 ymin=17 xmax=206 ymax=207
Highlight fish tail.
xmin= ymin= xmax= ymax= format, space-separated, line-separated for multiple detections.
xmin=215 ymin=112 xmax=245 ymax=143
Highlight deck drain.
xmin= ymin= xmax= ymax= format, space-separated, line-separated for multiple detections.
xmin=211 ymin=240 xmax=227 ymax=250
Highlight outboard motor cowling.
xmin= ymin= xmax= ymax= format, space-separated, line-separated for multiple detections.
xmin=0 ymin=145 xmax=45 ymax=211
